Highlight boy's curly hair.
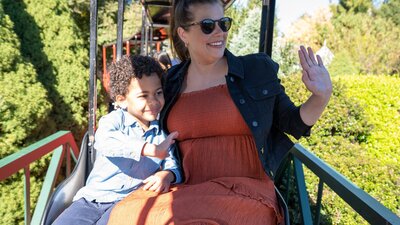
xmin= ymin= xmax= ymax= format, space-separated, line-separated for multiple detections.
xmin=108 ymin=55 xmax=165 ymax=101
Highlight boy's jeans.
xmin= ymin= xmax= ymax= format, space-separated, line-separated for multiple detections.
xmin=52 ymin=198 xmax=117 ymax=225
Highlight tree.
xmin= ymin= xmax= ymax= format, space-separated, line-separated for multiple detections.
xmin=0 ymin=4 xmax=52 ymax=224
xmin=3 ymin=0 xmax=90 ymax=140
xmin=337 ymin=0 xmax=373 ymax=13
xmin=331 ymin=12 xmax=400 ymax=74
xmin=376 ymin=0 xmax=400 ymax=26
xmin=229 ymin=7 xmax=261 ymax=55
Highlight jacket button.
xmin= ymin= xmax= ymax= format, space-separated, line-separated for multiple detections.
xmin=239 ymin=99 xmax=245 ymax=104
xmin=230 ymin=77 xmax=235 ymax=82
xmin=252 ymin=121 xmax=258 ymax=127
xmin=262 ymin=89 xmax=268 ymax=95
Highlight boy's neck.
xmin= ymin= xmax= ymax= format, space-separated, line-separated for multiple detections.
xmin=136 ymin=119 xmax=150 ymax=131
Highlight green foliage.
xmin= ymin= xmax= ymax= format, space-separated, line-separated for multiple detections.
xmin=338 ymin=75 xmax=400 ymax=212
xmin=282 ymin=74 xmax=373 ymax=145
xmin=228 ymin=7 xmax=261 ymax=55
xmin=273 ymin=41 xmax=299 ymax=77
xmin=3 ymin=0 xmax=89 ymax=140
xmin=330 ymin=12 xmax=400 ymax=75
xmin=337 ymin=0 xmax=373 ymax=13
xmin=328 ymin=50 xmax=359 ymax=76
xmin=0 ymin=4 xmax=52 ymax=224
xmin=282 ymin=3 xmax=399 ymax=76
xmin=97 ymin=1 xmax=142 ymax=46
xmin=376 ymin=0 xmax=400 ymax=26
xmin=281 ymin=74 xmax=400 ymax=224
xmin=0 ymin=2 xmax=52 ymax=160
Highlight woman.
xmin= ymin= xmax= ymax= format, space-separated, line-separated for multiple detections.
xmin=107 ymin=0 xmax=332 ymax=224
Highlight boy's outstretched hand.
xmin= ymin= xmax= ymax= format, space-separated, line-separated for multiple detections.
xmin=142 ymin=170 xmax=174 ymax=193
xmin=142 ymin=131 xmax=179 ymax=159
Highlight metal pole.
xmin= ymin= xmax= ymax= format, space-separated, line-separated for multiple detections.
xmin=141 ymin=7 xmax=146 ymax=55
xmin=259 ymin=0 xmax=275 ymax=56
xmin=116 ymin=0 xmax=125 ymax=60
xmin=88 ymin=0 xmax=98 ymax=170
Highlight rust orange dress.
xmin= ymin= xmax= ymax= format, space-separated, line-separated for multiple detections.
xmin=108 ymin=84 xmax=283 ymax=225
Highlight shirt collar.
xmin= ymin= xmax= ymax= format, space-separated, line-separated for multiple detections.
xmin=147 ymin=120 xmax=161 ymax=135
xmin=121 ymin=109 xmax=161 ymax=134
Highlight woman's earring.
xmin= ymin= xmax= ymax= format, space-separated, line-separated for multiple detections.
xmin=184 ymin=42 xmax=188 ymax=48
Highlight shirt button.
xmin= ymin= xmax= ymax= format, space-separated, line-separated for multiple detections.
xmin=239 ymin=99 xmax=245 ymax=104
xmin=230 ymin=77 xmax=235 ymax=82
xmin=262 ymin=89 xmax=268 ymax=95
xmin=252 ymin=121 xmax=258 ymax=127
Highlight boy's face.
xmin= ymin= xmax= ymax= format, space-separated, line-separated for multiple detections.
xmin=117 ymin=73 xmax=164 ymax=130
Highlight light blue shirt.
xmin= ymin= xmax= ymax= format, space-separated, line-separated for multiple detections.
xmin=74 ymin=108 xmax=182 ymax=203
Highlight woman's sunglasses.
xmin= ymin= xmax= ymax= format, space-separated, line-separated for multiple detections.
xmin=185 ymin=17 xmax=233 ymax=35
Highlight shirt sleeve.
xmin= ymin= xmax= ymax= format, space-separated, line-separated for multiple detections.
xmin=94 ymin=113 xmax=145 ymax=161
xmin=160 ymin=144 xmax=182 ymax=184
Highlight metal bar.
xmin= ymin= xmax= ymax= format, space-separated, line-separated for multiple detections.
xmin=112 ymin=45 xmax=116 ymax=62
xmin=126 ymin=41 xmax=130 ymax=56
xmin=150 ymin=25 xmax=153 ymax=53
xmin=0 ymin=131 xmax=78 ymax=180
xmin=30 ymin=147 xmax=65 ymax=225
xmin=116 ymin=0 xmax=124 ymax=60
xmin=140 ymin=7 xmax=146 ymax=55
xmin=65 ymin=143 xmax=71 ymax=177
xmin=145 ymin=24 xmax=149 ymax=55
xmin=293 ymin=157 xmax=313 ymax=224
xmin=102 ymin=46 xmax=107 ymax=74
xmin=24 ymin=166 xmax=31 ymax=225
xmin=291 ymin=144 xmax=400 ymax=224
xmin=259 ymin=0 xmax=275 ymax=56
xmin=314 ymin=180 xmax=324 ymax=225
xmin=88 ymin=0 xmax=98 ymax=172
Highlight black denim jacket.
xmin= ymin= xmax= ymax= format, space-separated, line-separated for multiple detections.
xmin=160 ymin=49 xmax=311 ymax=178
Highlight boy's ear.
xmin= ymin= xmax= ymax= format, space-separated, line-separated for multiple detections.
xmin=115 ymin=95 xmax=127 ymax=109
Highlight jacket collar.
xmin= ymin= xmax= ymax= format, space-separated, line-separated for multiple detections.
xmin=224 ymin=49 xmax=244 ymax=79
xmin=167 ymin=49 xmax=245 ymax=81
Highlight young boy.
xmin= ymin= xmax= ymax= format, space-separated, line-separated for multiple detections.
xmin=53 ymin=55 xmax=182 ymax=225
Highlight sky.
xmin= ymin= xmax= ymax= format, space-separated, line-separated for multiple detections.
xmin=276 ymin=0 xmax=338 ymax=34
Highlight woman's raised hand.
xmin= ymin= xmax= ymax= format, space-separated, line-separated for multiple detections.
xmin=298 ymin=46 xmax=332 ymax=99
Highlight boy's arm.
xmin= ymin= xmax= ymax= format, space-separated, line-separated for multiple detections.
xmin=94 ymin=114 xmax=145 ymax=161
xmin=160 ymin=144 xmax=182 ymax=184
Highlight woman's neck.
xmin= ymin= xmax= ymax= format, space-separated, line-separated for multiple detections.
xmin=183 ymin=57 xmax=228 ymax=93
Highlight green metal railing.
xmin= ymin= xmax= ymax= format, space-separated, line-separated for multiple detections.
xmin=0 ymin=131 xmax=79 ymax=225
xmin=276 ymin=143 xmax=400 ymax=225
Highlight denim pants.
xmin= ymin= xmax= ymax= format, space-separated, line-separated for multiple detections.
xmin=52 ymin=198 xmax=117 ymax=225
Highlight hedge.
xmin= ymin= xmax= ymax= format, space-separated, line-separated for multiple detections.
xmin=281 ymin=73 xmax=400 ymax=224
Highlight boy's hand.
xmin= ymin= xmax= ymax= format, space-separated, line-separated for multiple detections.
xmin=142 ymin=170 xmax=174 ymax=193
xmin=141 ymin=131 xmax=179 ymax=159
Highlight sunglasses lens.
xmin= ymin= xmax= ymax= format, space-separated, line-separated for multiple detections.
xmin=219 ymin=17 xmax=232 ymax=32
xmin=200 ymin=19 xmax=215 ymax=34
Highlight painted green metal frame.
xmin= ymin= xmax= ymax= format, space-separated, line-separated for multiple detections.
xmin=275 ymin=143 xmax=400 ymax=225
xmin=0 ymin=131 xmax=79 ymax=225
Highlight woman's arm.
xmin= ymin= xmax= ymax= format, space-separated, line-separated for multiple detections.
xmin=298 ymin=46 xmax=332 ymax=126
